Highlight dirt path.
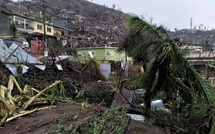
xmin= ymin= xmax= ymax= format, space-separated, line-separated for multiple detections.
xmin=127 ymin=119 xmax=164 ymax=134
xmin=0 ymin=102 xmax=164 ymax=134
xmin=0 ymin=102 xmax=97 ymax=134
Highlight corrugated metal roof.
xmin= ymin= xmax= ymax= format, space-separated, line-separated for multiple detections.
xmin=0 ymin=40 xmax=46 ymax=76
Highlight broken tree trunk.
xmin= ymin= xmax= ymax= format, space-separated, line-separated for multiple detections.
xmin=22 ymin=80 xmax=62 ymax=110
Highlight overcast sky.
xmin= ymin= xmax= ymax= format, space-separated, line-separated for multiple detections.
xmin=91 ymin=0 xmax=215 ymax=31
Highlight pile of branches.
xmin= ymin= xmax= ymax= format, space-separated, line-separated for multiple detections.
xmin=75 ymin=82 xmax=116 ymax=107
xmin=11 ymin=58 xmax=107 ymax=98
xmin=0 ymin=57 xmax=109 ymax=100
xmin=0 ymin=75 xmax=67 ymax=126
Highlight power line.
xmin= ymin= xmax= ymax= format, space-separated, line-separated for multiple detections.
xmin=42 ymin=0 xmax=47 ymax=54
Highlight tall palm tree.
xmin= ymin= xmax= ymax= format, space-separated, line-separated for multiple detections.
xmin=118 ymin=16 xmax=215 ymax=134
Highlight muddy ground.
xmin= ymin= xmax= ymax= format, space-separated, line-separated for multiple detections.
xmin=0 ymin=61 xmax=164 ymax=134
xmin=0 ymin=101 xmax=164 ymax=134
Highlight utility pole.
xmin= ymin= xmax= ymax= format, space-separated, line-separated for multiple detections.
xmin=43 ymin=0 xmax=48 ymax=56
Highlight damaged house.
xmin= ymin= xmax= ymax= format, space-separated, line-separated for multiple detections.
xmin=0 ymin=10 xmax=73 ymax=55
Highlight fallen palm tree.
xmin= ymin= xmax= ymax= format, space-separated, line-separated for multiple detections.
xmin=0 ymin=75 xmax=67 ymax=126
xmin=118 ymin=16 xmax=215 ymax=134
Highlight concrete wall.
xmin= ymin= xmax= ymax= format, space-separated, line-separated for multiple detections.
xmin=77 ymin=47 xmax=126 ymax=64
xmin=0 ymin=13 xmax=11 ymax=37
xmin=34 ymin=21 xmax=54 ymax=36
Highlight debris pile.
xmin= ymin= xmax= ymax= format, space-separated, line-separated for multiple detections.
xmin=75 ymin=82 xmax=116 ymax=107
xmin=0 ymin=41 xmax=121 ymax=129
xmin=0 ymin=75 xmax=66 ymax=126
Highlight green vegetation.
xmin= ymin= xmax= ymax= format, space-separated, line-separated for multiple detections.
xmin=9 ymin=18 xmax=18 ymax=38
xmin=75 ymin=82 xmax=116 ymax=107
xmin=56 ymin=106 xmax=128 ymax=134
xmin=118 ymin=16 xmax=215 ymax=134
xmin=89 ymin=106 xmax=128 ymax=134
xmin=57 ymin=124 xmax=77 ymax=134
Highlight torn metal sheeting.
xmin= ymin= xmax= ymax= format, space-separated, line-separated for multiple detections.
xmin=56 ymin=64 xmax=63 ymax=70
xmin=0 ymin=42 xmax=46 ymax=76
xmin=5 ymin=64 xmax=29 ymax=75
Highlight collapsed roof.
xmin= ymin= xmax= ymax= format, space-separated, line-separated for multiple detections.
xmin=0 ymin=39 xmax=45 ymax=76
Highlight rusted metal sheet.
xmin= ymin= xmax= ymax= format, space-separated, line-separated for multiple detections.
xmin=30 ymin=40 xmax=44 ymax=54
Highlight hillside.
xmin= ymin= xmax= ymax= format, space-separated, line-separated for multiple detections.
xmin=0 ymin=0 xmax=129 ymax=47
xmin=1 ymin=0 xmax=214 ymax=49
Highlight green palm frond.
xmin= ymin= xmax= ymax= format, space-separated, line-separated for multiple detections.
xmin=126 ymin=16 xmax=164 ymax=39
xmin=142 ymin=55 xmax=168 ymax=108
xmin=192 ymin=70 xmax=215 ymax=105
xmin=120 ymin=16 xmax=215 ymax=133
xmin=131 ymin=40 xmax=164 ymax=54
